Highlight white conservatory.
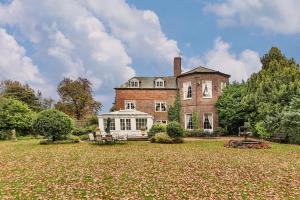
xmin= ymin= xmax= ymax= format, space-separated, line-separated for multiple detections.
xmin=98 ymin=110 xmax=154 ymax=137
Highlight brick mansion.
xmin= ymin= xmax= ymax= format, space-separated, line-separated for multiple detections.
xmin=99 ymin=57 xmax=230 ymax=136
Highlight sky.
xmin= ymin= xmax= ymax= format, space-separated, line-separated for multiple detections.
xmin=0 ymin=0 xmax=300 ymax=112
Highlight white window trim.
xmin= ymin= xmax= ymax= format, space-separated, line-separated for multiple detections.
xmin=129 ymin=78 xmax=140 ymax=88
xmin=203 ymin=113 xmax=213 ymax=132
xmin=183 ymin=81 xmax=192 ymax=100
xmin=221 ymin=81 xmax=227 ymax=93
xmin=185 ymin=113 xmax=193 ymax=130
xmin=155 ymin=101 xmax=167 ymax=112
xmin=202 ymin=80 xmax=213 ymax=99
xmin=155 ymin=78 xmax=165 ymax=88
xmin=124 ymin=100 xmax=136 ymax=111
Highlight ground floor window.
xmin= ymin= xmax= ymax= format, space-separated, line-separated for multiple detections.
xmin=120 ymin=119 xmax=131 ymax=130
xmin=156 ymin=120 xmax=167 ymax=124
xmin=203 ymin=113 xmax=213 ymax=130
xmin=136 ymin=118 xmax=148 ymax=130
xmin=185 ymin=114 xmax=193 ymax=130
xmin=103 ymin=118 xmax=116 ymax=130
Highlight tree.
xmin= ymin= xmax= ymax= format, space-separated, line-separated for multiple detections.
xmin=56 ymin=78 xmax=102 ymax=120
xmin=0 ymin=97 xmax=34 ymax=135
xmin=280 ymin=95 xmax=300 ymax=144
xmin=243 ymin=47 xmax=300 ymax=134
xmin=168 ymin=91 xmax=181 ymax=122
xmin=192 ymin=111 xmax=199 ymax=130
xmin=216 ymin=82 xmax=247 ymax=134
xmin=0 ymin=80 xmax=41 ymax=111
xmin=33 ymin=109 xmax=74 ymax=141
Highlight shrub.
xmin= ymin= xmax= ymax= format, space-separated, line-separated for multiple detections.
xmin=72 ymin=125 xmax=97 ymax=136
xmin=0 ymin=130 xmax=12 ymax=140
xmin=214 ymin=127 xmax=227 ymax=136
xmin=148 ymin=123 xmax=167 ymax=138
xmin=255 ymin=121 xmax=271 ymax=139
xmin=84 ymin=115 xmax=98 ymax=127
xmin=152 ymin=132 xmax=172 ymax=143
xmin=0 ymin=97 xmax=34 ymax=135
xmin=184 ymin=128 xmax=204 ymax=137
xmin=79 ymin=134 xmax=89 ymax=141
xmin=167 ymin=121 xmax=183 ymax=138
xmin=33 ymin=109 xmax=74 ymax=141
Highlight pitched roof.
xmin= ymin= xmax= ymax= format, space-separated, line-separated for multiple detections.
xmin=178 ymin=66 xmax=230 ymax=77
xmin=115 ymin=76 xmax=177 ymax=89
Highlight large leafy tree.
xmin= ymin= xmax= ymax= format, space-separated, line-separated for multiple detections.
xmin=55 ymin=77 xmax=102 ymax=120
xmin=0 ymin=80 xmax=41 ymax=111
xmin=280 ymin=95 xmax=300 ymax=144
xmin=216 ymin=82 xmax=247 ymax=134
xmin=243 ymin=47 xmax=300 ymax=134
xmin=0 ymin=97 xmax=34 ymax=135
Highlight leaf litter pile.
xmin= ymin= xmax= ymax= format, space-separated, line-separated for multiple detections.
xmin=0 ymin=139 xmax=300 ymax=199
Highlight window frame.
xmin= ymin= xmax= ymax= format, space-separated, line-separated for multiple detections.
xmin=154 ymin=78 xmax=165 ymax=88
xmin=124 ymin=100 xmax=136 ymax=111
xmin=103 ymin=118 xmax=116 ymax=131
xmin=185 ymin=114 xmax=193 ymax=130
xmin=156 ymin=120 xmax=168 ymax=124
xmin=183 ymin=81 xmax=192 ymax=100
xmin=129 ymin=78 xmax=139 ymax=88
xmin=155 ymin=102 xmax=167 ymax=112
xmin=136 ymin=118 xmax=148 ymax=130
xmin=203 ymin=113 xmax=213 ymax=131
xmin=221 ymin=81 xmax=227 ymax=93
xmin=120 ymin=118 xmax=131 ymax=131
xmin=202 ymin=80 xmax=213 ymax=99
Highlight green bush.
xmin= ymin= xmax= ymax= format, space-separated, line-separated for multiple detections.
xmin=0 ymin=130 xmax=12 ymax=140
xmin=33 ymin=109 xmax=74 ymax=142
xmin=214 ymin=127 xmax=227 ymax=136
xmin=167 ymin=121 xmax=183 ymax=138
xmin=79 ymin=134 xmax=89 ymax=141
xmin=255 ymin=121 xmax=271 ymax=139
xmin=72 ymin=125 xmax=97 ymax=136
xmin=0 ymin=97 xmax=34 ymax=135
xmin=151 ymin=132 xmax=172 ymax=143
xmin=184 ymin=128 xmax=204 ymax=137
xmin=148 ymin=123 xmax=167 ymax=138
xmin=171 ymin=137 xmax=184 ymax=143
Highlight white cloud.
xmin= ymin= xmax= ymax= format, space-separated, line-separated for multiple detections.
xmin=186 ymin=37 xmax=261 ymax=82
xmin=0 ymin=28 xmax=46 ymax=86
xmin=0 ymin=0 xmax=180 ymax=110
xmin=204 ymin=0 xmax=300 ymax=34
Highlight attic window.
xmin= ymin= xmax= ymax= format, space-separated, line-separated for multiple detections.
xmin=129 ymin=79 xmax=139 ymax=88
xmin=155 ymin=78 xmax=165 ymax=88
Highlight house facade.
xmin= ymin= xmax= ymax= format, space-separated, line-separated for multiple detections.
xmin=99 ymin=57 xmax=230 ymax=135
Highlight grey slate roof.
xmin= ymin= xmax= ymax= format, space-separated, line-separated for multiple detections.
xmin=116 ymin=76 xmax=177 ymax=89
xmin=178 ymin=66 xmax=230 ymax=77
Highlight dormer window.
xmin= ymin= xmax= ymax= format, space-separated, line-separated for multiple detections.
xmin=155 ymin=78 xmax=165 ymax=88
xmin=129 ymin=78 xmax=139 ymax=88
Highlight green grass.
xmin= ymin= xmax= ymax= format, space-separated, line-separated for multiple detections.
xmin=0 ymin=139 xmax=300 ymax=199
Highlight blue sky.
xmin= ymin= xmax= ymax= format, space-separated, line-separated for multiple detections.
xmin=0 ymin=0 xmax=300 ymax=112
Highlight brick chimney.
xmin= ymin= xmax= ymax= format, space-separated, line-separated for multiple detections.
xmin=174 ymin=57 xmax=181 ymax=77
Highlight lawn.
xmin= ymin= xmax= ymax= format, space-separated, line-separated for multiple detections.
xmin=0 ymin=139 xmax=300 ymax=199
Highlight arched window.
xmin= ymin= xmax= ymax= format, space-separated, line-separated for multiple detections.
xmin=129 ymin=78 xmax=139 ymax=88
xmin=154 ymin=78 xmax=165 ymax=88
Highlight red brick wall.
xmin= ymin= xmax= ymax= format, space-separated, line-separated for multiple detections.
xmin=178 ymin=74 xmax=229 ymax=130
xmin=114 ymin=89 xmax=177 ymax=122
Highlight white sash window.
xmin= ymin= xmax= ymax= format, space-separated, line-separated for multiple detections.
xmin=202 ymin=80 xmax=212 ymax=98
xmin=183 ymin=81 xmax=192 ymax=99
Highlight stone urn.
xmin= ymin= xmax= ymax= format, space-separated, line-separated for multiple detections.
xmin=11 ymin=129 xmax=17 ymax=141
